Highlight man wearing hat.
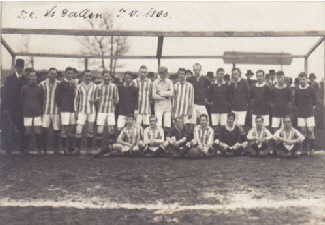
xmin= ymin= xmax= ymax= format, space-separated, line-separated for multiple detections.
xmin=267 ymin=70 xmax=277 ymax=87
xmin=152 ymin=66 xmax=174 ymax=129
xmin=3 ymin=59 xmax=27 ymax=154
xmin=245 ymin=70 xmax=256 ymax=88
xmin=308 ymin=73 xmax=320 ymax=93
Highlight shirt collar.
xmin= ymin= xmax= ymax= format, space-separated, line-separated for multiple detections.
xmin=299 ymin=84 xmax=309 ymax=89
xmin=225 ymin=124 xmax=236 ymax=131
xmin=255 ymin=82 xmax=266 ymax=87
xmin=214 ymin=80 xmax=225 ymax=84
xmin=15 ymin=71 xmax=21 ymax=78
xmin=275 ymin=83 xmax=286 ymax=89
xmin=237 ymin=77 xmax=242 ymax=82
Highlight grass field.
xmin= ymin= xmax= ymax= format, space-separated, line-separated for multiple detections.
xmin=1 ymin=151 xmax=325 ymax=225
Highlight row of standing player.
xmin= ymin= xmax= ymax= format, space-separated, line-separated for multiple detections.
xmin=3 ymin=60 xmax=317 ymax=157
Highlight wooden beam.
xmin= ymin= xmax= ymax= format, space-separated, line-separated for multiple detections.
xmin=304 ymin=57 xmax=308 ymax=74
xmin=14 ymin=52 xmax=306 ymax=59
xmin=2 ymin=28 xmax=325 ymax=37
xmin=305 ymin=37 xmax=325 ymax=58
xmin=156 ymin=36 xmax=164 ymax=58
xmin=1 ymin=37 xmax=15 ymax=56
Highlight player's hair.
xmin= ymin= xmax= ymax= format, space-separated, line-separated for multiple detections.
xmin=299 ymin=72 xmax=307 ymax=78
xmin=283 ymin=115 xmax=292 ymax=122
xmin=65 ymin=67 xmax=74 ymax=72
xmin=139 ymin=65 xmax=147 ymax=71
xmin=149 ymin=115 xmax=158 ymax=121
xmin=178 ymin=68 xmax=186 ymax=73
xmin=276 ymin=71 xmax=284 ymax=76
xmin=193 ymin=63 xmax=202 ymax=69
xmin=185 ymin=70 xmax=193 ymax=75
xmin=26 ymin=68 xmax=35 ymax=76
xmin=216 ymin=68 xmax=225 ymax=74
xmin=48 ymin=67 xmax=57 ymax=72
xmin=124 ymin=71 xmax=133 ymax=78
xmin=256 ymin=70 xmax=265 ymax=76
xmin=199 ymin=114 xmax=208 ymax=120
xmin=232 ymin=68 xmax=241 ymax=76
xmin=227 ymin=112 xmax=236 ymax=120
xmin=174 ymin=116 xmax=184 ymax=123
xmin=102 ymin=70 xmax=110 ymax=76
xmin=84 ymin=69 xmax=92 ymax=73
xmin=255 ymin=115 xmax=264 ymax=122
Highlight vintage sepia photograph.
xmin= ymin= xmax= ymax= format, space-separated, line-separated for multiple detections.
xmin=1 ymin=1 xmax=325 ymax=224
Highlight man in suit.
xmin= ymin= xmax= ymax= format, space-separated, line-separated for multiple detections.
xmin=3 ymin=59 xmax=27 ymax=155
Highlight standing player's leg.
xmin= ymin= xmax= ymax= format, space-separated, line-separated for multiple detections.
xmin=23 ymin=118 xmax=32 ymax=155
xmin=52 ymin=114 xmax=61 ymax=155
xmin=34 ymin=116 xmax=43 ymax=155
xmin=41 ymin=114 xmax=50 ymax=155
xmin=307 ymin=117 xmax=316 ymax=157
xmin=85 ymin=113 xmax=96 ymax=155
xmin=68 ymin=113 xmax=76 ymax=154
xmin=75 ymin=113 xmax=86 ymax=154
xmin=298 ymin=118 xmax=308 ymax=156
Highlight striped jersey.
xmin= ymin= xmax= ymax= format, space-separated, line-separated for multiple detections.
xmin=97 ymin=82 xmax=119 ymax=113
xmin=132 ymin=78 xmax=152 ymax=114
xmin=194 ymin=125 xmax=214 ymax=147
xmin=143 ymin=126 xmax=165 ymax=145
xmin=39 ymin=79 xmax=59 ymax=114
xmin=173 ymin=81 xmax=194 ymax=116
xmin=118 ymin=125 xmax=143 ymax=146
xmin=75 ymin=82 xmax=97 ymax=114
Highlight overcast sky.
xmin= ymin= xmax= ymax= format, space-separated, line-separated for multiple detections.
xmin=1 ymin=1 xmax=325 ymax=81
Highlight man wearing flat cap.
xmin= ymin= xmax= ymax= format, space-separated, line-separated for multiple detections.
xmin=267 ymin=70 xmax=277 ymax=87
xmin=2 ymin=59 xmax=27 ymax=154
xmin=245 ymin=70 xmax=256 ymax=88
xmin=308 ymin=73 xmax=320 ymax=93
xmin=152 ymin=66 xmax=174 ymax=129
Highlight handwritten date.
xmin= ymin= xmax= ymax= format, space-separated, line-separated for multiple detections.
xmin=117 ymin=8 xmax=170 ymax=18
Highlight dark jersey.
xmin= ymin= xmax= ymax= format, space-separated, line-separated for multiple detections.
xmin=21 ymin=83 xmax=44 ymax=117
xmin=117 ymin=84 xmax=138 ymax=116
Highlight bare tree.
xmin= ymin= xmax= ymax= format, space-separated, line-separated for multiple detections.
xmin=20 ymin=35 xmax=34 ymax=68
xmin=78 ymin=11 xmax=129 ymax=75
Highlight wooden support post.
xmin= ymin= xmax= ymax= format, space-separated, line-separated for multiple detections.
xmin=85 ymin=58 xmax=88 ymax=70
xmin=323 ymin=37 xmax=325 ymax=131
xmin=304 ymin=57 xmax=308 ymax=74
xmin=11 ymin=55 xmax=16 ymax=72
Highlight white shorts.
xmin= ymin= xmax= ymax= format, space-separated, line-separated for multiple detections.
xmin=42 ymin=114 xmax=60 ymax=130
xmin=77 ymin=113 xmax=96 ymax=125
xmin=61 ymin=112 xmax=76 ymax=126
xmin=252 ymin=114 xmax=269 ymax=127
xmin=24 ymin=116 xmax=42 ymax=127
xmin=97 ymin=113 xmax=116 ymax=126
xmin=211 ymin=113 xmax=227 ymax=126
xmin=155 ymin=111 xmax=171 ymax=128
xmin=191 ymin=104 xmax=208 ymax=124
xmin=136 ymin=114 xmax=150 ymax=126
xmin=297 ymin=117 xmax=315 ymax=128
xmin=232 ymin=111 xmax=247 ymax=126
xmin=272 ymin=117 xmax=284 ymax=128
xmin=117 ymin=115 xmax=127 ymax=129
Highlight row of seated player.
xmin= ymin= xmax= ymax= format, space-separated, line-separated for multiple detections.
xmin=92 ymin=113 xmax=307 ymax=159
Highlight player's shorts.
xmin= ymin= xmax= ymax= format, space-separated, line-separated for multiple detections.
xmin=97 ymin=113 xmax=116 ymax=126
xmin=61 ymin=112 xmax=76 ymax=126
xmin=136 ymin=114 xmax=150 ymax=126
xmin=42 ymin=114 xmax=60 ymax=130
xmin=191 ymin=104 xmax=208 ymax=124
xmin=77 ymin=113 xmax=96 ymax=125
xmin=272 ymin=117 xmax=284 ymax=128
xmin=211 ymin=113 xmax=227 ymax=126
xmin=297 ymin=117 xmax=315 ymax=128
xmin=252 ymin=114 xmax=269 ymax=127
xmin=117 ymin=115 xmax=127 ymax=129
xmin=24 ymin=116 xmax=42 ymax=127
xmin=155 ymin=110 xmax=171 ymax=128
xmin=232 ymin=111 xmax=247 ymax=126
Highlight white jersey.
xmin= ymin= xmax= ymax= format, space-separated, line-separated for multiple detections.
xmin=143 ymin=125 xmax=165 ymax=145
xmin=97 ymin=82 xmax=119 ymax=113
xmin=132 ymin=78 xmax=152 ymax=114
xmin=39 ymin=79 xmax=59 ymax=115
xmin=173 ymin=81 xmax=194 ymax=116
xmin=194 ymin=125 xmax=214 ymax=147
xmin=75 ymin=82 xmax=97 ymax=114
